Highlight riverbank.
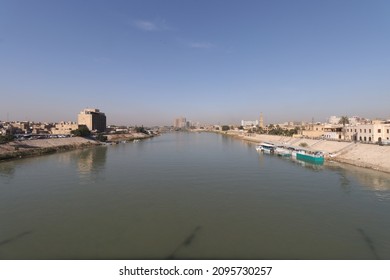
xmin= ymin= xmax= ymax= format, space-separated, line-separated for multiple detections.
xmin=106 ymin=132 xmax=153 ymax=142
xmin=217 ymin=130 xmax=390 ymax=174
xmin=0 ymin=137 xmax=101 ymax=161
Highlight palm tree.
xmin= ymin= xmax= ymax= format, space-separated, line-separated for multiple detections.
xmin=338 ymin=116 xmax=349 ymax=140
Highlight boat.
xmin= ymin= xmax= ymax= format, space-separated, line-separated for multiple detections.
xmin=274 ymin=146 xmax=293 ymax=157
xmin=255 ymin=142 xmax=275 ymax=154
xmin=295 ymin=149 xmax=324 ymax=164
xmin=133 ymin=139 xmax=140 ymax=143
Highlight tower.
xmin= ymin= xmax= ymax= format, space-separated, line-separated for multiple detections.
xmin=259 ymin=112 xmax=264 ymax=128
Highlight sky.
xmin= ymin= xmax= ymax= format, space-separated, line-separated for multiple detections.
xmin=1 ymin=0 xmax=390 ymax=126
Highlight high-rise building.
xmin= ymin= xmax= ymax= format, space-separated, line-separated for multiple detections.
xmin=78 ymin=108 xmax=106 ymax=132
xmin=259 ymin=112 xmax=264 ymax=128
xmin=174 ymin=117 xmax=187 ymax=128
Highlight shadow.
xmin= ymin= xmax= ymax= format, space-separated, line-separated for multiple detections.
xmin=356 ymin=228 xmax=380 ymax=259
xmin=0 ymin=231 xmax=32 ymax=247
xmin=338 ymin=171 xmax=351 ymax=190
xmin=167 ymin=226 xmax=202 ymax=259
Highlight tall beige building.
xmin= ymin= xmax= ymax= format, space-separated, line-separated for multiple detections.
xmin=174 ymin=117 xmax=187 ymax=128
xmin=78 ymin=108 xmax=106 ymax=132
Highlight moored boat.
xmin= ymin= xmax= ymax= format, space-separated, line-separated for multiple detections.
xmin=274 ymin=146 xmax=292 ymax=157
xmin=255 ymin=142 xmax=275 ymax=154
xmin=296 ymin=150 xmax=324 ymax=164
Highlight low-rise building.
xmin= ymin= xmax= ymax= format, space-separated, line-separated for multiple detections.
xmin=51 ymin=122 xmax=79 ymax=135
xmin=345 ymin=120 xmax=390 ymax=143
xmin=241 ymin=120 xmax=259 ymax=127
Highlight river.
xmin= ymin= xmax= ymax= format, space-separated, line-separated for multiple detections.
xmin=1 ymin=132 xmax=390 ymax=259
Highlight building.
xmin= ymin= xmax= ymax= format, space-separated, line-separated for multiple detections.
xmin=78 ymin=108 xmax=106 ymax=133
xmin=259 ymin=113 xmax=264 ymax=128
xmin=174 ymin=117 xmax=188 ymax=128
xmin=241 ymin=120 xmax=259 ymax=127
xmin=51 ymin=122 xmax=79 ymax=135
xmin=345 ymin=120 xmax=390 ymax=143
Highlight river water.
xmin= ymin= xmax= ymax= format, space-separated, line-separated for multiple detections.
xmin=1 ymin=132 xmax=390 ymax=259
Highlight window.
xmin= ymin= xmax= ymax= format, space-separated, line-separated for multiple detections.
xmin=364 ymin=129 xmax=366 ymax=133
xmin=360 ymin=129 xmax=362 ymax=133
xmin=355 ymin=129 xmax=357 ymax=132
xmin=369 ymin=129 xmax=371 ymax=133
xmin=378 ymin=129 xmax=381 ymax=133
xmin=387 ymin=129 xmax=389 ymax=134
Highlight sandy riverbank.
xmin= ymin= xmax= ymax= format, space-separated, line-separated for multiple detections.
xmin=0 ymin=137 xmax=101 ymax=161
xmin=106 ymin=133 xmax=153 ymax=142
xmin=218 ymin=131 xmax=390 ymax=174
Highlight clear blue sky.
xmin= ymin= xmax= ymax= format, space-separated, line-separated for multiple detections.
xmin=1 ymin=0 xmax=389 ymax=126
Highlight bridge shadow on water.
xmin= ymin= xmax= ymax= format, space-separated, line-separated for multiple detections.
xmin=357 ymin=228 xmax=380 ymax=259
xmin=0 ymin=231 xmax=32 ymax=248
xmin=167 ymin=226 xmax=202 ymax=259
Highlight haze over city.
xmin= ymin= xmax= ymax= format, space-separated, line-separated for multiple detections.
xmin=1 ymin=0 xmax=390 ymax=125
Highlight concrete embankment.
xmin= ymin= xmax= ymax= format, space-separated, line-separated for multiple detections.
xmin=0 ymin=137 xmax=101 ymax=161
xmin=219 ymin=131 xmax=390 ymax=174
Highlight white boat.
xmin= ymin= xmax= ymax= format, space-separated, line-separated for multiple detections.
xmin=274 ymin=146 xmax=292 ymax=157
xmin=255 ymin=142 xmax=275 ymax=154
xmin=133 ymin=139 xmax=140 ymax=143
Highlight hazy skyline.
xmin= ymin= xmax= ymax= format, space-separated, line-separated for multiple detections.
xmin=1 ymin=0 xmax=390 ymax=126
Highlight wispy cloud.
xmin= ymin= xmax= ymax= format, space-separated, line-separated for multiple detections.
xmin=188 ymin=42 xmax=215 ymax=49
xmin=133 ymin=20 xmax=158 ymax=31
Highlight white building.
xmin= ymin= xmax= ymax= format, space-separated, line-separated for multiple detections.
xmin=241 ymin=120 xmax=259 ymax=127
xmin=345 ymin=120 xmax=390 ymax=142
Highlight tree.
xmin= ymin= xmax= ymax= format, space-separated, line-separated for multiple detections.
xmin=0 ymin=134 xmax=15 ymax=144
xmin=95 ymin=133 xmax=107 ymax=142
xmin=134 ymin=126 xmax=148 ymax=134
xmin=221 ymin=125 xmax=230 ymax=131
xmin=339 ymin=116 xmax=349 ymax=140
xmin=71 ymin=125 xmax=91 ymax=137
xmin=338 ymin=116 xmax=349 ymax=126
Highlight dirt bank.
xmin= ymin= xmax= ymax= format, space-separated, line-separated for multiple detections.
xmin=106 ymin=133 xmax=153 ymax=142
xmin=0 ymin=137 xmax=101 ymax=161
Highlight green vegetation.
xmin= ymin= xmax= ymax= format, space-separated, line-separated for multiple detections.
xmin=134 ymin=126 xmax=149 ymax=134
xmin=299 ymin=142 xmax=308 ymax=148
xmin=95 ymin=133 xmax=107 ymax=142
xmin=0 ymin=135 xmax=15 ymax=144
xmin=71 ymin=125 xmax=91 ymax=137
xmin=338 ymin=116 xmax=349 ymax=126
xmin=221 ymin=125 xmax=230 ymax=131
xmin=267 ymin=125 xmax=299 ymax=137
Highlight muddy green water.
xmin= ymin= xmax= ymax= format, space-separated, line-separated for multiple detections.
xmin=1 ymin=132 xmax=390 ymax=259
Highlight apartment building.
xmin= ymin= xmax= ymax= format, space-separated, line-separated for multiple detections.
xmin=78 ymin=108 xmax=106 ymax=133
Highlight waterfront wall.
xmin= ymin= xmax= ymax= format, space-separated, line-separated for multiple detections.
xmin=218 ymin=131 xmax=390 ymax=174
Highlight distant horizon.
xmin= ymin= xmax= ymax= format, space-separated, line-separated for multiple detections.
xmin=1 ymin=110 xmax=389 ymax=127
xmin=1 ymin=0 xmax=390 ymax=125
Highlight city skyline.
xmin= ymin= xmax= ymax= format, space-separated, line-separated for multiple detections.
xmin=1 ymin=0 xmax=390 ymax=125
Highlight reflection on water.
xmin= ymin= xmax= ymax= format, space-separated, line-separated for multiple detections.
xmin=76 ymin=147 xmax=107 ymax=174
xmin=1 ymin=133 xmax=390 ymax=259
xmin=0 ymin=163 xmax=15 ymax=178
xmin=327 ymin=161 xmax=390 ymax=201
